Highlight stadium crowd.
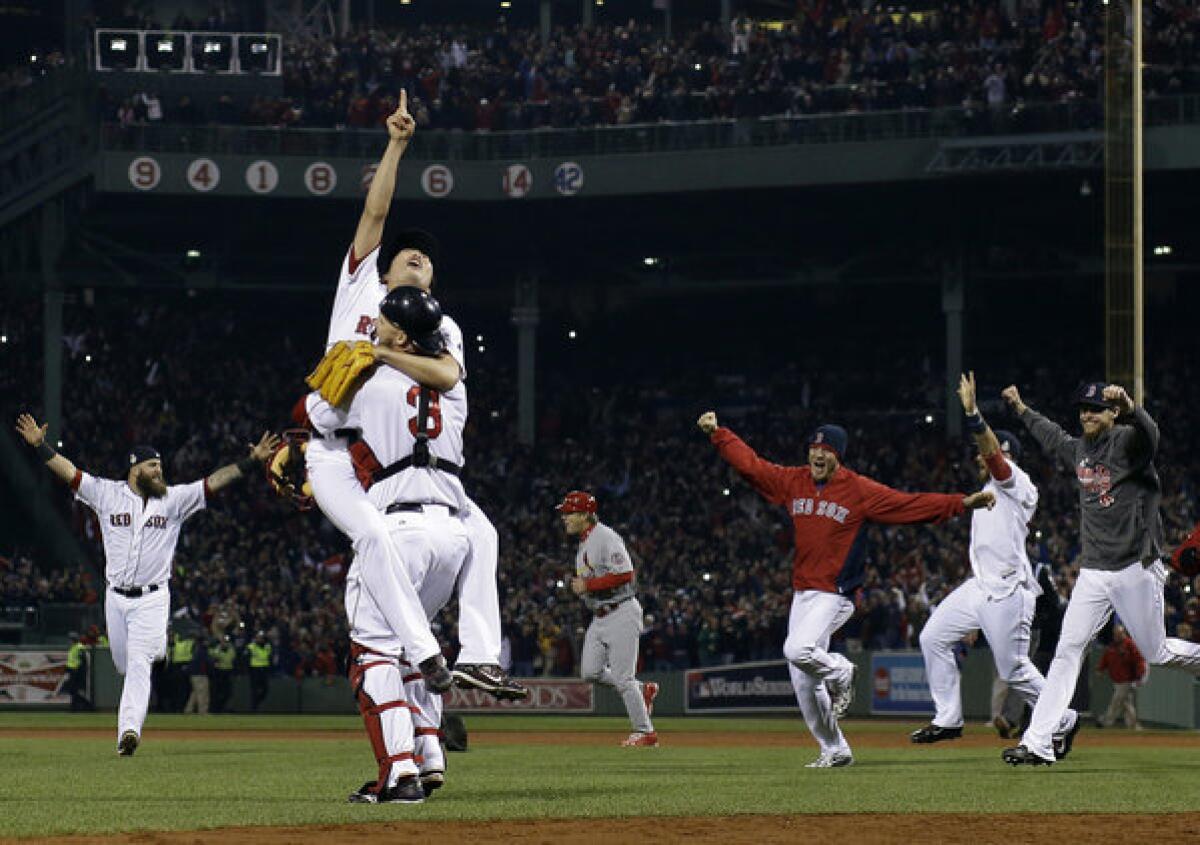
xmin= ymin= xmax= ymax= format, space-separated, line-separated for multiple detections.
xmin=3 ymin=288 xmax=1198 ymax=691
xmin=92 ymin=1 xmax=1200 ymax=131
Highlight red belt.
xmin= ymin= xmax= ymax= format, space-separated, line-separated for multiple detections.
xmin=594 ymin=597 xmax=631 ymax=619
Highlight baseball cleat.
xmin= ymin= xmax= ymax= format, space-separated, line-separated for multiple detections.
xmin=1053 ymin=713 xmax=1082 ymax=760
xmin=642 ymin=681 xmax=660 ymax=716
xmin=381 ymin=776 xmax=426 ymax=804
xmin=910 ymin=724 xmax=963 ymax=744
xmin=420 ymin=771 xmax=445 ymax=797
xmin=992 ymin=716 xmax=1014 ymax=739
xmin=418 ymin=654 xmax=454 ymax=694
xmin=1002 ymin=744 xmax=1054 ymax=766
xmin=452 ymin=663 xmax=530 ymax=701
xmin=117 ymin=730 xmax=139 ymax=757
xmin=621 ymin=731 xmax=659 ymax=747
xmin=806 ymin=752 xmax=854 ymax=769
xmin=828 ymin=664 xmax=856 ymax=719
xmin=348 ymin=781 xmax=381 ymax=804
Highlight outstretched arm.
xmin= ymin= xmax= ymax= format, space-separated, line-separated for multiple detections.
xmin=15 ymin=413 xmax=78 ymax=485
xmin=352 ymin=90 xmax=415 ymax=263
xmin=697 ymin=410 xmax=793 ymax=505
xmin=959 ymin=372 xmax=1012 ymax=483
xmin=1003 ymin=384 xmax=1076 ymax=470
xmin=204 ymin=431 xmax=280 ymax=495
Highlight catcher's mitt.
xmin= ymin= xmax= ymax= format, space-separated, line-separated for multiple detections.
xmin=1172 ymin=522 xmax=1200 ymax=579
xmin=266 ymin=429 xmax=314 ymax=510
xmin=306 ymin=341 xmax=377 ymax=408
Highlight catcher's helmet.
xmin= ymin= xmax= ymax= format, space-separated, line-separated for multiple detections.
xmin=379 ymin=286 xmax=446 ymax=356
xmin=555 ymin=490 xmax=597 ymax=515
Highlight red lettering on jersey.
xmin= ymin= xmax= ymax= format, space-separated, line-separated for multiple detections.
xmin=355 ymin=315 xmax=373 ymax=336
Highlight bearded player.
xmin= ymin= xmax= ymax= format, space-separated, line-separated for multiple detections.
xmin=698 ymin=410 xmax=994 ymax=768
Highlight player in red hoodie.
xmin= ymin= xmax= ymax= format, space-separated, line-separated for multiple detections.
xmin=697 ymin=411 xmax=994 ymax=767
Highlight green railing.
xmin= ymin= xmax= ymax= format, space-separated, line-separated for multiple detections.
xmin=97 ymin=94 xmax=1200 ymax=160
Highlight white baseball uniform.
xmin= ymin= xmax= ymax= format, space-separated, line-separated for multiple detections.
xmin=70 ymin=469 xmax=206 ymax=745
xmin=575 ymin=521 xmax=654 ymax=735
xmin=919 ymin=457 xmax=1075 ymax=735
xmin=309 ymin=244 xmax=501 ymax=666
xmin=326 ymin=363 xmax=470 ymax=789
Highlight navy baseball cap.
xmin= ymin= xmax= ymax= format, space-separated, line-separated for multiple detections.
xmin=993 ymin=430 xmax=1022 ymax=461
xmin=1075 ymin=382 xmax=1116 ymax=410
xmin=808 ymin=424 xmax=848 ymax=458
xmin=128 ymin=445 xmax=161 ymax=467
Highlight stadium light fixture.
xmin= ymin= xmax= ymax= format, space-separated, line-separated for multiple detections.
xmin=85 ymin=355 xmax=92 ymax=363
xmin=186 ymin=249 xmax=201 ymax=259
xmin=0 ymin=334 xmax=7 ymax=343
xmin=722 ymin=488 xmax=730 ymax=496
xmin=702 ymin=573 xmax=712 ymax=582
xmin=1153 ymin=245 xmax=1172 ymax=256
xmin=476 ymin=334 xmax=484 ymax=341
xmin=500 ymin=0 xmax=512 ymax=7
xmin=568 ymin=330 xmax=577 ymax=339
xmin=478 ymin=345 xmax=486 ymax=353
xmin=643 ymin=256 xmax=659 ymax=266
xmin=924 ymin=414 xmax=934 ymax=424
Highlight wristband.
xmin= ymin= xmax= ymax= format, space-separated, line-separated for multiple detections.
xmin=965 ymin=412 xmax=986 ymax=433
xmin=36 ymin=442 xmax=57 ymax=462
xmin=237 ymin=457 xmax=258 ymax=476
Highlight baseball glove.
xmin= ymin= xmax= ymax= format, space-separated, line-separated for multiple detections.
xmin=266 ymin=429 xmax=314 ymax=510
xmin=306 ymin=341 xmax=376 ymax=408
xmin=1172 ymin=522 xmax=1200 ymax=578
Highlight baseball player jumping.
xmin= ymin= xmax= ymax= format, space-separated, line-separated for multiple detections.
xmin=307 ymin=288 xmax=470 ymax=803
xmin=302 ymin=89 xmax=525 ymax=701
xmin=558 ymin=491 xmax=659 ymax=747
xmin=1000 ymin=382 xmax=1200 ymax=765
xmin=698 ymin=411 xmax=994 ymax=768
xmin=14 ymin=413 xmax=277 ymax=756
xmin=911 ymin=373 xmax=1078 ymax=747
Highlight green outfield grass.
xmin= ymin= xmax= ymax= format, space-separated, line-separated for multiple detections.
xmin=0 ymin=714 xmax=1195 ymax=838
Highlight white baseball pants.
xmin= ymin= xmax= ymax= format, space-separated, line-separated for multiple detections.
xmin=783 ymin=590 xmax=855 ymax=757
xmin=1022 ymin=560 xmax=1200 ymax=758
xmin=920 ymin=579 xmax=1063 ymax=730
xmin=105 ymin=585 xmax=169 ymax=743
xmin=454 ymin=497 xmax=502 ymax=665
xmin=308 ymin=438 xmax=441 ymax=664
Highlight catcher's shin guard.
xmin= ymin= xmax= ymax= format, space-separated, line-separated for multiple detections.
xmin=350 ymin=642 xmax=417 ymax=793
xmin=404 ymin=665 xmax=446 ymax=775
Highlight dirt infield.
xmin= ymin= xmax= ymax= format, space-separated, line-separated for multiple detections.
xmin=8 ymin=726 xmax=1200 ymax=749
xmin=12 ymin=814 xmax=1200 ymax=845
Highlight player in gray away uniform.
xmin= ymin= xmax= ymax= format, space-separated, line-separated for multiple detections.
xmin=1001 ymin=381 xmax=1200 ymax=766
xmin=558 ymin=491 xmax=659 ymax=747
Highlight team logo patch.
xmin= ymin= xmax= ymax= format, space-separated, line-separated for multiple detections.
xmin=815 ymin=432 xmax=825 ymax=443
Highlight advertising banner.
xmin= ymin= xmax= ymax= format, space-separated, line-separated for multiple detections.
xmin=445 ymin=679 xmax=594 ymax=713
xmin=684 ymin=660 xmax=797 ymax=714
xmin=870 ymin=651 xmax=935 ymax=715
xmin=0 ymin=651 xmax=70 ymax=705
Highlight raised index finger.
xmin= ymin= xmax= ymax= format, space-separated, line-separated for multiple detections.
xmin=399 ymin=87 xmax=407 ymax=114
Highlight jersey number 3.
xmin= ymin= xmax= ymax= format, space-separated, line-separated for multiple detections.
xmin=406 ymin=387 xmax=443 ymax=438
